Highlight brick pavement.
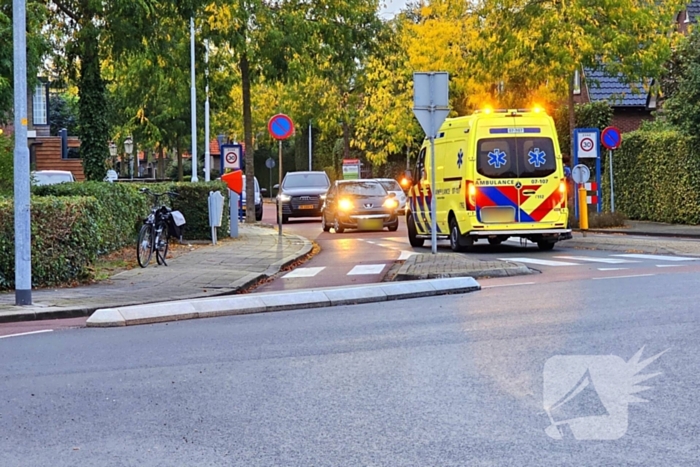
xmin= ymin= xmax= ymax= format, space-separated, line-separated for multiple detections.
xmin=0 ymin=225 xmax=311 ymax=322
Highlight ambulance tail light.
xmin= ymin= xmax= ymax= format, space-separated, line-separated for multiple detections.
xmin=559 ymin=180 xmax=567 ymax=206
xmin=466 ymin=182 xmax=477 ymax=211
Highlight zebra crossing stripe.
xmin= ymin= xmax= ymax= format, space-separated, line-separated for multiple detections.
xmin=612 ymin=254 xmax=700 ymax=262
xmin=498 ymin=257 xmax=579 ymax=266
xmin=347 ymin=264 xmax=386 ymax=275
xmin=283 ymin=267 xmax=326 ymax=278
xmin=398 ymin=250 xmax=417 ymax=260
xmin=554 ymin=256 xmax=638 ymax=264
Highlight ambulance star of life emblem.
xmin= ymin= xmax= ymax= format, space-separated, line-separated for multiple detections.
xmin=457 ymin=149 xmax=464 ymax=168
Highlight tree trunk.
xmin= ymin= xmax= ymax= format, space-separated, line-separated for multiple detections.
xmin=568 ymin=72 xmax=575 ymax=162
xmin=241 ymin=52 xmax=255 ymax=223
xmin=342 ymin=121 xmax=350 ymax=159
xmin=176 ymin=135 xmax=183 ymax=182
xmin=158 ymin=146 xmax=165 ymax=180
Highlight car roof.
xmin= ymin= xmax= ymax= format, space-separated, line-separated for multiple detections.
xmin=32 ymin=170 xmax=73 ymax=175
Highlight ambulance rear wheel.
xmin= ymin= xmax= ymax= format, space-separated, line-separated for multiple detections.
xmin=449 ymin=218 xmax=470 ymax=252
xmin=537 ymin=240 xmax=555 ymax=251
xmin=407 ymin=214 xmax=424 ymax=247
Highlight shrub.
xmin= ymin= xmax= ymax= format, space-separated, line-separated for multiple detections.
xmin=0 ymin=196 xmax=102 ymax=290
xmin=569 ymin=210 xmax=627 ymax=229
xmin=606 ymin=130 xmax=700 ymax=224
xmin=144 ymin=181 xmax=231 ymax=240
xmin=33 ymin=181 xmax=149 ymax=253
xmin=0 ymin=133 xmax=12 ymax=195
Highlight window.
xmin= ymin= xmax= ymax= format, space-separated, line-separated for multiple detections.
xmin=573 ymin=69 xmax=581 ymax=95
xmin=282 ymin=173 xmax=330 ymax=188
xmin=477 ymin=137 xmax=556 ymax=179
xmin=377 ymin=180 xmax=401 ymax=192
xmin=33 ymin=83 xmax=48 ymax=125
xmin=415 ymin=148 xmax=426 ymax=181
xmin=338 ymin=181 xmax=387 ymax=196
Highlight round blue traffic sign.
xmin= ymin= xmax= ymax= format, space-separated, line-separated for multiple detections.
xmin=601 ymin=126 xmax=622 ymax=150
xmin=268 ymin=114 xmax=294 ymax=140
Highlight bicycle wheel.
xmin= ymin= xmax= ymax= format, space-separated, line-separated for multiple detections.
xmin=137 ymin=224 xmax=154 ymax=268
xmin=155 ymin=223 xmax=170 ymax=266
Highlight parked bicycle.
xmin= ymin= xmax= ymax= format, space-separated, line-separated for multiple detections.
xmin=137 ymin=188 xmax=180 ymax=268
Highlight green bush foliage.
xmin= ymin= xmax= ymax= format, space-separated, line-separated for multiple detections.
xmin=610 ymin=130 xmax=700 ymax=224
xmin=0 ymin=133 xmax=12 ymax=195
xmin=554 ymin=102 xmax=614 ymax=158
xmin=33 ymin=181 xmax=149 ymax=253
xmin=144 ymin=181 xmax=231 ymax=240
xmin=0 ymin=196 xmax=101 ymax=290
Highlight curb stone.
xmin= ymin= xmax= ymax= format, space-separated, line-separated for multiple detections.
xmin=86 ymin=277 xmax=481 ymax=327
xmin=0 ymin=234 xmax=314 ymax=324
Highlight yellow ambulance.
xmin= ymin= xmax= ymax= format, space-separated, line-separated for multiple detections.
xmin=406 ymin=108 xmax=571 ymax=251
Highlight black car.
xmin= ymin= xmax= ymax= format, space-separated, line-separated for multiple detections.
xmin=321 ymin=180 xmax=400 ymax=233
xmin=275 ymin=171 xmax=331 ymax=223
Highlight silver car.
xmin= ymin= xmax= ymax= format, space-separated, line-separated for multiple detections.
xmin=31 ymin=170 xmax=75 ymax=186
xmin=374 ymin=178 xmax=407 ymax=214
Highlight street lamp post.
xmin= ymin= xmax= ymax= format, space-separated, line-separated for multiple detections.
xmin=190 ymin=17 xmax=198 ymax=182
xmin=124 ymin=137 xmax=134 ymax=181
xmin=204 ymin=39 xmax=210 ymax=182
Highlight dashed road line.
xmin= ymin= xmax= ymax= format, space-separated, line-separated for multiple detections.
xmin=593 ymin=274 xmax=656 ymax=280
xmin=612 ymin=254 xmax=700 ymax=262
xmin=554 ymin=256 xmax=638 ymax=264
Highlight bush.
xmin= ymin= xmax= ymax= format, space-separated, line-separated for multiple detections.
xmin=0 ymin=133 xmax=12 ymax=195
xmin=144 ymin=181 xmax=231 ymax=240
xmin=569 ymin=210 xmax=627 ymax=229
xmin=33 ymin=181 xmax=149 ymax=253
xmin=607 ymin=130 xmax=700 ymax=224
xmin=0 ymin=196 xmax=102 ymax=290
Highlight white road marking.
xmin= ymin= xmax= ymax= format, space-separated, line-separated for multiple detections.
xmin=554 ymin=256 xmax=638 ymax=264
xmin=377 ymin=243 xmax=397 ymax=248
xmin=382 ymin=237 xmax=408 ymax=244
xmin=347 ymin=264 xmax=386 ymax=275
xmin=482 ymin=282 xmax=536 ymax=289
xmin=597 ymin=267 xmax=629 ymax=271
xmin=656 ymin=264 xmax=683 ymax=268
xmin=398 ymin=250 xmax=418 ymax=260
xmin=282 ymin=267 xmax=326 ymax=278
xmin=593 ymin=274 xmax=656 ymax=280
xmin=612 ymin=254 xmax=700 ymax=262
xmin=366 ymin=241 xmax=377 ymax=244
xmin=498 ymin=257 xmax=580 ymax=266
xmin=0 ymin=329 xmax=53 ymax=339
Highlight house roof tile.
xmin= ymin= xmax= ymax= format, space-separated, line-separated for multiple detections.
xmin=583 ymin=69 xmax=650 ymax=107
xmin=687 ymin=0 xmax=700 ymax=22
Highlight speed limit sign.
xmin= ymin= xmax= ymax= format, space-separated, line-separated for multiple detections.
xmin=575 ymin=129 xmax=599 ymax=159
xmin=222 ymin=145 xmax=241 ymax=170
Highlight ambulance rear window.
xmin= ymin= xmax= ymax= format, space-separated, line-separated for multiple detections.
xmin=477 ymin=137 xmax=556 ymax=179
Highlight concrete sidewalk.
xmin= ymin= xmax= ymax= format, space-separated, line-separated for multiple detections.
xmin=0 ymin=225 xmax=312 ymax=323
xmin=586 ymin=220 xmax=700 ymax=239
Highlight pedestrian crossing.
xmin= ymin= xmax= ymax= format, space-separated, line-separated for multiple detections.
xmin=497 ymin=253 xmax=700 ymax=269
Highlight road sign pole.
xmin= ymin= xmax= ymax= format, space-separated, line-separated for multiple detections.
xmin=429 ymin=82 xmax=437 ymax=255
xmin=13 ymin=0 xmax=31 ymax=305
xmin=609 ymin=149 xmax=615 ymax=213
xmin=278 ymin=139 xmax=283 ymax=236
xmin=190 ymin=17 xmax=198 ymax=183
xmin=308 ymin=122 xmax=312 ymax=171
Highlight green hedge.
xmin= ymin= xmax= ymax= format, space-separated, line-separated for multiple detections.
xmin=608 ymin=130 xmax=700 ymax=224
xmin=142 ymin=182 xmax=231 ymax=240
xmin=0 ymin=196 xmax=101 ymax=290
xmin=34 ymin=182 xmax=149 ymax=253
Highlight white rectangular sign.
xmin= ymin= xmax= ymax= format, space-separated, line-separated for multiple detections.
xmin=576 ymin=131 xmax=599 ymax=159
xmin=223 ymin=146 xmax=242 ymax=170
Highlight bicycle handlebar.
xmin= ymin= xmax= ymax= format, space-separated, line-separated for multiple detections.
xmin=140 ymin=188 xmax=179 ymax=198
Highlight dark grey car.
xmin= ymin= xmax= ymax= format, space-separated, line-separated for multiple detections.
xmin=321 ymin=180 xmax=399 ymax=233
xmin=275 ymin=171 xmax=331 ymax=223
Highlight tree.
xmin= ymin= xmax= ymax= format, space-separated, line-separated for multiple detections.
xmin=662 ymin=27 xmax=700 ymax=138
xmin=207 ymin=0 xmax=382 ymax=222
xmin=47 ymin=0 xmax=195 ymax=180
xmin=0 ymin=0 xmax=48 ymax=122
xmin=49 ymin=92 xmax=79 ymax=135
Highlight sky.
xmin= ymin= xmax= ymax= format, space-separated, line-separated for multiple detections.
xmin=379 ymin=0 xmax=408 ymax=19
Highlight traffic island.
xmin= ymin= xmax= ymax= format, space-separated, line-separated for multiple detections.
xmin=86 ymin=277 xmax=481 ymax=327
xmin=389 ymin=253 xmax=533 ymax=281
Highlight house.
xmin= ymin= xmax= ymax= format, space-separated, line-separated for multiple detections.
xmin=573 ymin=0 xmax=700 ymax=133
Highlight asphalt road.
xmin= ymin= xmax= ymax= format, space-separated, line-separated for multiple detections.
xmin=1 ymin=270 xmax=698 ymax=466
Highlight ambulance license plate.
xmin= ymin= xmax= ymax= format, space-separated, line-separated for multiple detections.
xmin=299 ymin=204 xmax=314 ymax=209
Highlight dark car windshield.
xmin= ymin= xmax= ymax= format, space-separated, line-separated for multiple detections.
xmin=378 ymin=180 xmax=401 ymax=192
xmin=283 ymin=173 xmax=329 ymax=189
xmin=477 ymin=137 xmax=557 ymax=179
xmin=339 ymin=181 xmax=387 ymax=196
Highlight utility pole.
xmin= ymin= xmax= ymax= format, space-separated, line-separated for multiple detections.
xmin=204 ymin=39 xmax=210 ymax=182
xmin=190 ymin=17 xmax=199 ymax=182
xmin=13 ymin=0 xmax=32 ymax=305
xmin=308 ymin=122 xmax=312 ymax=171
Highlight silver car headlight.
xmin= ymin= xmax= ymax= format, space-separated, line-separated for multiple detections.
xmin=278 ymin=194 xmax=291 ymax=202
